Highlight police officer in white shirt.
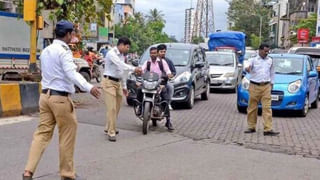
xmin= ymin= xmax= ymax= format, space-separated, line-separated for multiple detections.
xmin=102 ymin=37 xmax=142 ymax=142
xmin=23 ymin=20 xmax=100 ymax=180
xmin=244 ymin=44 xmax=279 ymax=136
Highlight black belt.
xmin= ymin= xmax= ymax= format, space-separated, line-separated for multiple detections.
xmin=250 ymin=81 xmax=270 ymax=86
xmin=42 ymin=89 xmax=69 ymax=96
xmin=104 ymin=75 xmax=120 ymax=82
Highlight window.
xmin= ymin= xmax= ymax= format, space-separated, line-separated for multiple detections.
xmin=306 ymin=58 xmax=312 ymax=72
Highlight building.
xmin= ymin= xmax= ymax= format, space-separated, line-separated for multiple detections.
xmin=184 ymin=8 xmax=195 ymax=43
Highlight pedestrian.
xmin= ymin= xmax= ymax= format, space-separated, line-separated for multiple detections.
xmin=157 ymin=44 xmax=176 ymax=110
xmin=102 ymin=37 xmax=142 ymax=142
xmin=22 ymin=20 xmax=101 ymax=180
xmin=244 ymin=44 xmax=279 ymax=136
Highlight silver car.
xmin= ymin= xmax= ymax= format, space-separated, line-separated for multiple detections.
xmin=206 ymin=51 xmax=242 ymax=92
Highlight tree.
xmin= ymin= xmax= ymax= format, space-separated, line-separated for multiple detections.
xmin=227 ymin=0 xmax=271 ymax=46
xmin=191 ymin=36 xmax=204 ymax=44
xmin=146 ymin=8 xmax=165 ymax=23
xmin=17 ymin=0 xmax=113 ymax=29
xmin=250 ymin=34 xmax=260 ymax=49
xmin=115 ymin=10 xmax=173 ymax=55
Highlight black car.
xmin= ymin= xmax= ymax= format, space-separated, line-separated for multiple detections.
xmin=127 ymin=43 xmax=210 ymax=109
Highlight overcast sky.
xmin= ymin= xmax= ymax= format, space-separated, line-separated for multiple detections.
xmin=135 ymin=0 xmax=229 ymax=41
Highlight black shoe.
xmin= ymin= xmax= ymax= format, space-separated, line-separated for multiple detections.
xmin=152 ymin=120 xmax=158 ymax=127
xmin=104 ymin=130 xmax=119 ymax=135
xmin=22 ymin=174 xmax=33 ymax=180
xmin=244 ymin=128 xmax=256 ymax=134
xmin=108 ymin=135 xmax=117 ymax=142
xmin=264 ymin=130 xmax=280 ymax=136
xmin=165 ymin=121 xmax=174 ymax=131
xmin=136 ymin=105 xmax=142 ymax=116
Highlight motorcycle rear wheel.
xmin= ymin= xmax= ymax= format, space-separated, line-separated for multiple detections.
xmin=142 ymin=102 xmax=151 ymax=135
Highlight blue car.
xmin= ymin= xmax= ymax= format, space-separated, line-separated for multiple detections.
xmin=237 ymin=54 xmax=319 ymax=117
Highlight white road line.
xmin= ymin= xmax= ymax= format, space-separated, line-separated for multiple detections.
xmin=0 ymin=116 xmax=35 ymax=126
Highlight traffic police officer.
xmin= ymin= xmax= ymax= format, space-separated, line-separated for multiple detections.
xmin=102 ymin=37 xmax=142 ymax=142
xmin=23 ymin=20 xmax=100 ymax=180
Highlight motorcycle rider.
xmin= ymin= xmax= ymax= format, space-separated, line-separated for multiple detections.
xmin=135 ymin=47 xmax=174 ymax=130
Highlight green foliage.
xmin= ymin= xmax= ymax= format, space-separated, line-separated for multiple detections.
xmin=115 ymin=9 xmax=173 ymax=54
xmin=292 ymin=13 xmax=317 ymax=42
xmin=250 ymin=34 xmax=260 ymax=49
xmin=191 ymin=36 xmax=204 ymax=44
xmin=227 ymin=0 xmax=271 ymax=46
xmin=18 ymin=0 xmax=112 ymax=27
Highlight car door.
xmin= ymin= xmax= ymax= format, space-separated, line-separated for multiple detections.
xmin=191 ymin=50 xmax=201 ymax=93
xmin=197 ymin=48 xmax=207 ymax=91
xmin=306 ymin=57 xmax=317 ymax=102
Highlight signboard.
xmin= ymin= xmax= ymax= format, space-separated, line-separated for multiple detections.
xmin=297 ymin=28 xmax=309 ymax=43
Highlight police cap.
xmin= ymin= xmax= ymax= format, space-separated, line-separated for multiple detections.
xmin=56 ymin=20 xmax=73 ymax=32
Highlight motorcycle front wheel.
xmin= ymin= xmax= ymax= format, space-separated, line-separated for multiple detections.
xmin=142 ymin=102 xmax=151 ymax=135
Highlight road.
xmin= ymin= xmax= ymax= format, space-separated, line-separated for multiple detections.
xmin=0 ymin=90 xmax=320 ymax=179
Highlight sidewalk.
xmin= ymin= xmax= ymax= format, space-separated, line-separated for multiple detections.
xmin=0 ymin=118 xmax=320 ymax=180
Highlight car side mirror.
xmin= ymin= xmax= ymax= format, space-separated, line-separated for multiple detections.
xmin=195 ymin=62 xmax=205 ymax=68
xmin=308 ymin=71 xmax=317 ymax=77
xmin=131 ymin=59 xmax=139 ymax=67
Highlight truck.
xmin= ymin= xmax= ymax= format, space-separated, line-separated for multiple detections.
xmin=208 ymin=31 xmax=246 ymax=64
xmin=0 ymin=11 xmax=92 ymax=83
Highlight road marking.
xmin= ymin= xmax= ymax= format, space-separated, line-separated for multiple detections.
xmin=0 ymin=116 xmax=34 ymax=126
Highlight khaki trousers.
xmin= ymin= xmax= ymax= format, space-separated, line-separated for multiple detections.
xmin=247 ymin=83 xmax=273 ymax=132
xmin=101 ymin=78 xmax=123 ymax=136
xmin=25 ymin=92 xmax=77 ymax=178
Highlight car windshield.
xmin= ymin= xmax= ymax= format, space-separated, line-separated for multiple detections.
xmin=206 ymin=53 xmax=235 ymax=67
xmin=140 ymin=48 xmax=190 ymax=66
xmin=273 ymin=57 xmax=304 ymax=75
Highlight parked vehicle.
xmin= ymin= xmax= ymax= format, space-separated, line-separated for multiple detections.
xmin=132 ymin=72 xmax=168 ymax=134
xmin=127 ymin=43 xmax=210 ymax=109
xmin=237 ymin=54 xmax=319 ymax=117
xmin=206 ymin=51 xmax=242 ymax=92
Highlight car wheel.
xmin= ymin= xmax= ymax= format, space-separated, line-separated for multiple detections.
xmin=201 ymin=82 xmax=209 ymax=100
xmin=237 ymin=104 xmax=247 ymax=113
xmin=311 ymin=93 xmax=318 ymax=109
xmin=299 ymin=96 xmax=309 ymax=117
xmin=185 ymin=86 xmax=195 ymax=109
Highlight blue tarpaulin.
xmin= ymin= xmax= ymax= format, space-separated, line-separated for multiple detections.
xmin=208 ymin=31 xmax=246 ymax=63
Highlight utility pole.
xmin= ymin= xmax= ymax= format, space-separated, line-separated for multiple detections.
xmin=259 ymin=16 xmax=262 ymax=45
xmin=24 ymin=0 xmax=37 ymax=73
xmin=276 ymin=3 xmax=281 ymax=47
xmin=192 ymin=0 xmax=215 ymax=40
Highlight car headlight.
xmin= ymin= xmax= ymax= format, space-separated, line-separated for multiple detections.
xmin=288 ymin=80 xmax=302 ymax=93
xmin=174 ymin=72 xmax=191 ymax=83
xmin=224 ymin=72 xmax=235 ymax=78
xmin=143 ymin=81 xmax=158 ymax=90
xmin=128 ymin=73 xmax=136 ymax=81
xmin=241 ymin=77 xmax=250 ymax=90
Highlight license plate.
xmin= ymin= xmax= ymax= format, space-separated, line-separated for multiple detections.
xmin=211 ymin=79 xmax=218 ymax=84
xmin=271 ymin=95 xmax=279 ymax=101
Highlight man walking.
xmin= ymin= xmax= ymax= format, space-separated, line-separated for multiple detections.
xmin=102 ymin=37 xmax=142 ymax=142
xmin=157 ymin=44 xmax=176 ymax=110
xmin=244 ymin=44 xmax=279 ymax=136
xmin=23 ymin=20 xmax=101 ymax=180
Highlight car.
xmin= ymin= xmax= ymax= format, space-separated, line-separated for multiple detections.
xmin=288 ymin=47 xmax=320 ymax=99
xmin=206 ymin=51 xmax=242 ymax=92
xmin=127 ymin=43 xmax=210 ymax=109
xmin=237 ymin=54 xmax=319 ymax=117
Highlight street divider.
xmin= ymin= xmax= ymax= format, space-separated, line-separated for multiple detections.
xmin=0 ymin=82 xmax=40 ymax=117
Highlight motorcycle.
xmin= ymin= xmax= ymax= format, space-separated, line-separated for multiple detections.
xmin=133 ymin=72 xmax=168 ymax=135
xmin=92 ymin=59 xmax=102 ymax=83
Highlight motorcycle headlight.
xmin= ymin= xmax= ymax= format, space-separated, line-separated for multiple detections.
xmin=143 ymin=81 xmax=158 ymax=90
xmin=174 ymin=72 xmax=191 ymax=83
xmin=224 ymin=72 xmax=235 ymax=78
xmin=128 ymin=73 xmax=136 ymax=81
xmin=288 ymin=80 xmax=302 ymax=94
xmin=241 ymin=77 xmax=250 ymax=90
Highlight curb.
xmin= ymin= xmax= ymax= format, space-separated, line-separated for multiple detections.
xmin=0 ymin=82 xmax=40 ymax=117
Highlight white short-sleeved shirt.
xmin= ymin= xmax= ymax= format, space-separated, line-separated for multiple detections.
xmin=247 ymin=55 xmax=275 ymax=84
